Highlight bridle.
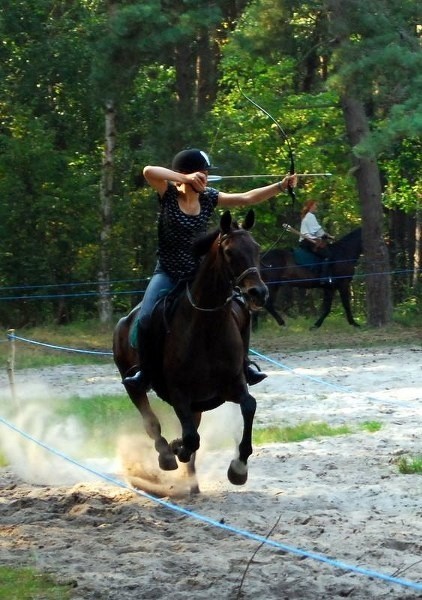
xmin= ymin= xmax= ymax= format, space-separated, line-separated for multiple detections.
xmin=186 ymin=231 xmax=259 ymax=312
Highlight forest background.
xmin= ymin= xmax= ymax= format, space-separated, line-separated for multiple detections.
xmin=0 ymin=0 xmax=420 ymax=331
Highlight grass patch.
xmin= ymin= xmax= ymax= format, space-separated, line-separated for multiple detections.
xmin=359 ymin=420 xmax=382 ymax=433
xmin=55 ymin=393 xmax=178 ymax=457
xmin=396 ymin=455 xmax=422 ymax=474
xmin=252 ymin=420 xmax=381 ymax=445
xmin=1 ymin=316 xmax=420 ymax=371
xmin=1 ymin=320 xmax=115 ymax=370
xmin=251 ymin=312 xmax=422 ymax=354
xmin=0 ymin=565 xmax=74 ymax=599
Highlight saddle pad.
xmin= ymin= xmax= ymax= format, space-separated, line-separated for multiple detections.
xmin=129 ymin=303 xmax=142 ymax=349
xmin=293 ymin=247 xmax=320 ymax=271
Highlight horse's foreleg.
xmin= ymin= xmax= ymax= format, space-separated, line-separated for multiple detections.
xmin=339 ymin=283 xmax=360 ymax=327
xmin=311 ymin=288 xmax=334 ymax=329
xmin=181 ymin=412 xmax=201 ymax=495
xmin=127 ymin=388 xmax=178 ymax=471
xmin=228 ymin=392 xmax=256 ymax=486
xmin=265 ymin=289 xmax=286 ymax=327
xmin=171 ymin=402 xmax=201 ymax=464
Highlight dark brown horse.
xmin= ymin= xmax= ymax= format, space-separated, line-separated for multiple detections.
xmin=113 ymin=210 xmax=268 ymax=493
xmin=258 ymin=228 xmax=362 ymax=329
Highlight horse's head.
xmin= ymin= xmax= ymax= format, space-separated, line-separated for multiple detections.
xmin=218 ymin=210 xmax=269 ymax=309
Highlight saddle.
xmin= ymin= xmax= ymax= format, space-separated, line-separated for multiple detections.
xmin=292 ymin=246 xmax=320 ymax=272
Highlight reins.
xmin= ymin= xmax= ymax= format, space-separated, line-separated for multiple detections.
xmin=185 ymin=281 xmax=234 ymax=312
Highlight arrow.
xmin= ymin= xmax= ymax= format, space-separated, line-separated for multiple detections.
xmin=208 ymin=173 xmax=332 ymax=182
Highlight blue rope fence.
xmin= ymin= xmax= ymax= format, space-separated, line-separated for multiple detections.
xmin=6 ymin=332 xmax=417 ymax=409
xmin=1 ymin=332 xmax=421 ymax=593
xmin=0 ymin=263 xmax=419 ymax=302
xmin=7 ymin=333 xmax=113 ymax=357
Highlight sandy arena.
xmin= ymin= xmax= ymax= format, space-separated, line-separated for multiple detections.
xmin=0 ymin=345 xmax=421 ymax=599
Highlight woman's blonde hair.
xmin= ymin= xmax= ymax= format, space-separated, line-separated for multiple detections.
xmin=301 ymin=200 xmax=317 ymax=219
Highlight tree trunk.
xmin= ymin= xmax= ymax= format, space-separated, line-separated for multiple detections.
xmin=341 ymin=96 xmax=392 ymax=326
xmin=414 ymin=207 xmax=421 ymax=289
xmin=98 ymin=100 xmax=115 ymax=324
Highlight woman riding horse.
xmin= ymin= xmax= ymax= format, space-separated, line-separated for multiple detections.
xmin=124 ymin=148 xmax=297 ymax=394
xmin=299 ymin=199 xmax=335 ymax=285
xmin=114 ymin=209 xmax=269 ymax=489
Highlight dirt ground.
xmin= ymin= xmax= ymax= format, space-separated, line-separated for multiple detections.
xmin=0 ymin=344 xmax=421 ymax=599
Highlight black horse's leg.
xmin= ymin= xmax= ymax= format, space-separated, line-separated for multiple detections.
xmin=170 ymin=401 xmax=201 ymax=464
xmin=311 ymin=287 xmax=335 ymax=329
xmin=180 ymin=412 xmax=201 ymax=495
xmin=228 ymin=391 xmax=256 ymax=486
xmin=338 ymin=282 xmax=360 ymax=327
xmin=126 ymin=388 xmax=178 ymax=471
xmin=264 ymin=289 xmax=286 ymax=327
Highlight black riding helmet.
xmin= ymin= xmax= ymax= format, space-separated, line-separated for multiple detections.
xmin=171 ymin=149 xmax=217 ymax=173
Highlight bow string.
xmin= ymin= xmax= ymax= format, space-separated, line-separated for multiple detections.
xmin=238 ymin=83 xmax=296 ymax=203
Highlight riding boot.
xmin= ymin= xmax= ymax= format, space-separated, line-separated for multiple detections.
xmin=245 ymin=359 xmax=267 ymax=386
xmin=123 ymin=325 xmax=152 ymax=393
xmin=123 ymin=368 xmax=150 ymax=392
xmin=319 ymin=258 xmax=332 ymax=286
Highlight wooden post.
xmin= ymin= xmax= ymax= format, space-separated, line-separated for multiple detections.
xmin=6 ymin=329 xmax=19 ymax=409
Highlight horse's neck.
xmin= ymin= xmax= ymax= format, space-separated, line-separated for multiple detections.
xmin=189 ymin=254 xmax=232 ymax=310
xmin=333 ymin=238 xmax=362 ymax=262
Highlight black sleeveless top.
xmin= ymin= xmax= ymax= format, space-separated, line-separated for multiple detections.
xmin=157 ymin=183 xmax=219 ymax=280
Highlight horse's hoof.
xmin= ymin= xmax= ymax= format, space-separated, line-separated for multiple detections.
xmin=227 ymin=459 xmax=248 ymax=486
xmin=190 ymin=484 xmax=201 ymax=495
xmin=176 ymin=448 xmax=192 ymax=463
xmin=158 ymin=453 xmax=178 ymax=471
xmin=169 ymin=439 xmax=192 ymax=463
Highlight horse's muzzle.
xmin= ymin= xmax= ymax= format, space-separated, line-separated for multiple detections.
xmin=244 ymin=283 xmax=269 ymax=309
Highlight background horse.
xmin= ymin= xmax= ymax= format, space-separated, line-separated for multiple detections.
xmin=113 ymin=210 xmax=268 ymax=493
xmin=258 ymin=228 xmax=362 ymax=329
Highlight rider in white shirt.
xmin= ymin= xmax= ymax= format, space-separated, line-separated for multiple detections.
xmin=299 ymin=200 xmax=335 ymax=284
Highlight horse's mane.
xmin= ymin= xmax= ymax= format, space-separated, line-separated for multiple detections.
xmin=192 ymin=228 xmax=220 ymax=259
xmin=192 ymin=219 xmax=242 ymax=259
xmin=332 ymin=227 xmax=362 ymax=255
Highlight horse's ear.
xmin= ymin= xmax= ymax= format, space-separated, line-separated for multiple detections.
xmin=242 ymin=209 xmax=255 ymax=230
xmin=220 ymin=210 xmax=232 ymax=234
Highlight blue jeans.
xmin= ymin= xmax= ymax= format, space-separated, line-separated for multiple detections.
xmin=138 ymin=263 xmax=178 ymax=330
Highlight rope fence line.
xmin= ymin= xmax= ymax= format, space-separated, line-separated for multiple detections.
xmin=7 ymin=332 xmax=113 ymax=357
xmin=2 ymin=332 xmax=421 ymax=593
xmin=0 ymin=276 xmax=152 ymax=292
xmin=0 ymin=415 xmax=421 ymax=593
xmin=0 ymin=257 xmax=417 ymax=292
xmin=0 ymin=265 xmax=418 ymax=303
xmin=6 ymin=332 xmax=417 ymax=409
xmin=249 ymin=349 xmax=417 ymax=409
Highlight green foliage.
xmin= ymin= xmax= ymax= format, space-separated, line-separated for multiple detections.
xmin=393 ymin=295 xmax=422 ymax=327
xmin=396 ymin=455 xmax=422 ymax=475
xmin=0 ymin=565 xmax=74 ymax=599
xmin=0 ymin=0 xmax=420 ymax=327
xmin=212 ymin=8 xmax=361 ymax=241
xmin=381 ymin=139 xmax=422 ymax=214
